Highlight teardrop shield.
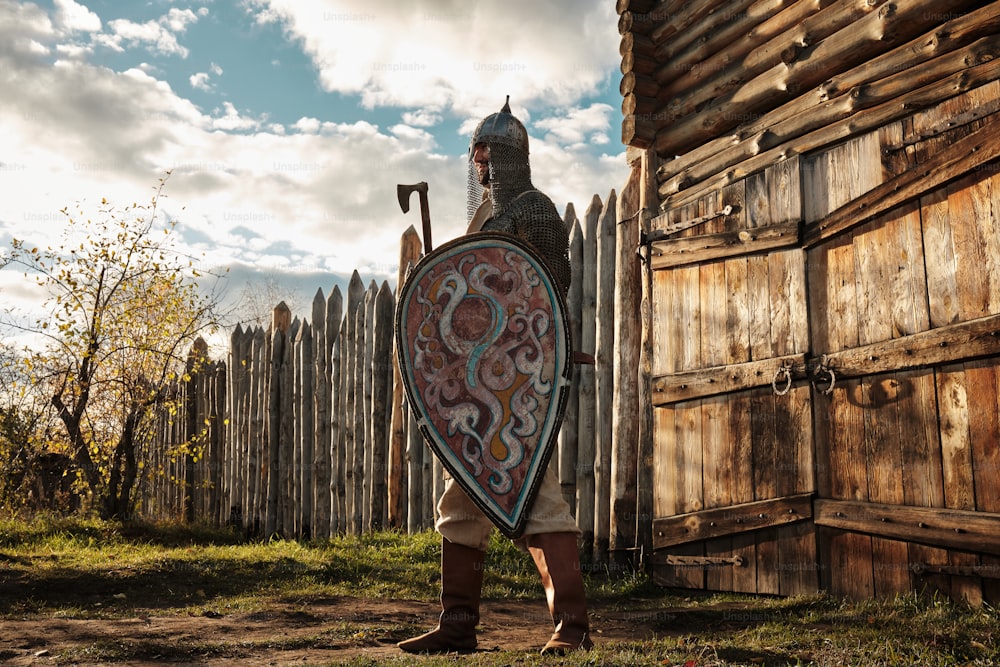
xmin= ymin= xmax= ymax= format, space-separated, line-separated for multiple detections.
xmin=395 ymin=232 xmax=572 ymax=538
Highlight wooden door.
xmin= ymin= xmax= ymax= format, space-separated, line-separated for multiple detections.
xmin=647 ymin=158 xmax=819 ymax=596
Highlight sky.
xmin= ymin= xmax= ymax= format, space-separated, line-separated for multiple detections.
xmin=0 ymin=0 xmax=627 ymax=347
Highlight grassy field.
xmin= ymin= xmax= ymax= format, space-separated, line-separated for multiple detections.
xmin=0 ymin=515 xmax=997 ymax=666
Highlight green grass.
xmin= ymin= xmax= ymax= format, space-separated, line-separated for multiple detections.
xmin=0 ymin=515 xmax=998 ymax=666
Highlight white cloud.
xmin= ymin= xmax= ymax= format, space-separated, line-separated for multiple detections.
xmin=100 ymin=18 xmax=187 ymax=56
xmin=93 ymin=6 xmax=207 ymax=58
xmin=53 ymin=0 xmax=101 ymax=33
xmin=535 ymin=103 xmax=616 ymax=148
xmin=0 ymin=1 xmax=56 ymax=57
xmin=190 ymin=71 xmax=212 ymax=91
xmin=402 ymin=109 xmax=442 ymax=127
xmin=292 ymin=116 xmax=321 ymax=134
xmin=190 ymin=62 xmax=223 ymax=91
xmin=210 ymin=101 xmax=262 ymax=132
xmin=390 ymin=124 xmax=436 ymax=150
xmin=244 ymin=0 xmax=619 ymax=118
xmin=162 ymin=7 xmax=202 ymax=33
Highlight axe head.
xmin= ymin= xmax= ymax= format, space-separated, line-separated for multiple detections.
xmin=397 ymin=182 xmax=428 ymax=214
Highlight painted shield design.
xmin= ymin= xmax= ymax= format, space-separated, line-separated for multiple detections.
xmin=396 ymin=232 xmax=572 ymax=538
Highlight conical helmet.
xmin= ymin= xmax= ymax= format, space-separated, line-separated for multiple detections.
xmin=470 ymin=96 xmax=529 ymax=156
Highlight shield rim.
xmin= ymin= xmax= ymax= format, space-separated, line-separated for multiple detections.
xmin=395 ymin=231 xmax=572 ymax=538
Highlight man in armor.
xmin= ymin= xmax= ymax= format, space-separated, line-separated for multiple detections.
xmin=398 ymin=99 xmax=591 ymax=656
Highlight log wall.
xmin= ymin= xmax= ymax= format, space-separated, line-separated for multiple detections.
xmin=622 ymin=0 xmax=1000 ymax=603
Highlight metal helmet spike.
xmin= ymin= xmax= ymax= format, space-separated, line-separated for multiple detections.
xmin=470 ymin=95 xmax=529 ymax=157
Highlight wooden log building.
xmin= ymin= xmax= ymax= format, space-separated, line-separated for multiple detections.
xmin=618 ymin=0 xmax=1000 ymax=603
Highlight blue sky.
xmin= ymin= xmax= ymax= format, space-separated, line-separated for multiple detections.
xmin=0 ymin=0 xmax=627 ymax=344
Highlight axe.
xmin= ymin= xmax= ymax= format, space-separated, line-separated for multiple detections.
xmin=397 ymin=181 xmax=432 ymax=254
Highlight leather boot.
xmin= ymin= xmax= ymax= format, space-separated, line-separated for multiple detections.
xmin=398 ymin=538 xmax=485 ymax=653
xmin=527 ymin=532 xmax=594 ymax=655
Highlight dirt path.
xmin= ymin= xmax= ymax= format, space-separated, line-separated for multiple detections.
xmin=1 ymin=597 xmax=669 ymax=665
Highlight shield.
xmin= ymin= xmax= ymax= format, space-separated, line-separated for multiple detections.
xmin=395 ymin=232 xmax=572 ymax=538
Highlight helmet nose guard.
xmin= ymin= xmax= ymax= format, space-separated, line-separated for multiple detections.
xmin=470 ymin=96 xmax=529 ymax=158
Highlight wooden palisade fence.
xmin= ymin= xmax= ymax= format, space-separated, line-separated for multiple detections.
xmin=138 ymin=191 xmax=643 ymax=564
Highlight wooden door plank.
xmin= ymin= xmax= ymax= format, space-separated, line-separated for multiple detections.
xmin=701 ymin=258 xmax=734 ymax=592
xmin=756 ymin=526 xmax=780 ymax=595
xmin=811 ymin=175 xmax=874 ymax=598
xmin=938 ymin=367 xmax=977 ymax=513
xmin=746 ymin=169 xmax=770 ymax=228
xmin=726 ymin=257 xmax=756 ymax=506
xmin=767 ymin=155 xmax=802 ymax=226
xmin=952 ymin=172 xmax=993 ymax=321
xmin=898 ymin=367 xmax=951 ymax=598
xmin=921 ymin=187 xmax=960 ymax=329
xmin=746 ymin=205 xmax=776 ymax=594
xmin=968 ymin=360 xmax=1000 ymax=514
xmin=651 ymin=268 xmax=674 ymax=376
xmin=856 ymin=209 xmax=910 ymax=597
xmin=984 ymin=169 xmax=1000 ymax=315
xmin=968 ymin=359 xmax=1000 ymax=602
xmin=651 ymin=267 xmax=678 ymax=531
xmin=776 ymin=521 xmax=819 ymax=596
xmin=653 ymin=406 xmax=678 ymax=519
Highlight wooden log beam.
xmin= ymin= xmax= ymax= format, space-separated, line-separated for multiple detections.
xmin=619 ymin=4 xmax=674 ymax=36
xmin=558 ymin=210 xmax=583 ymax=508
xmin=649 ymin=220 xmax=800 ymax=270
xmin=815 ymin=499 xmax=1000 ymax=556
xmin=653 ymin=352 xmax=807 ymax=405
xmin=651 ymin=0 xmax=759 ymax=50
xmin=594 ymin=190 xmax=619 ymax=559
xmin=653 ymin=493 xmax=814 ymax=549
xmin=620 ymin=29 xmax=656 ymax=60
xmin=389 ymin=226 xmax=422 ymax=528
xmin=622 ymin=91 xmax=660 ymax=118
xmin=617 ymin=0 xmax=658 ymax=14
xmin=822 ymin=2 xmax=1000 ymax=100
xmin=660 ymin=56 xmax=1000 ymax=208
xmin=653 ymin=0 xmax=987 ymax=159
xmin=369 ymin=280 xmax=394 ymax=531
xmin=804 ymin=109 xmax=1000 ymax=246
xmin=910 ymin=563 xmax=1000 ymax=580
xmin=620 ymin=70 xmax=660 ymax=98
xmin=635 ymin=0 xmax=688 ymax=40
xmin=611 ymin=167 xmax=643 ymax=563
xmin=654 ymin=0 xmax=796 ymax=86
xmin=622 ymin=113 xmax=656 ymax=150
xmin=655 ymin=0 xmax=865 ymax=122
xmin=657 ymin=2 xmax=1000 ymax=186
xmin=655 ymin=1 xmax=919 ymax=158
xmin=575 ymin=195 xmax=602 ymax=554
xmin=621 ymin=44 xmax=658 ymax=76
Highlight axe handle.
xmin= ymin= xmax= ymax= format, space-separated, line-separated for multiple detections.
xmin=418 ymin=191 xmax=432 ymax=254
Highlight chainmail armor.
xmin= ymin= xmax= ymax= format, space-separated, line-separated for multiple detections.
xmin=481 ymin=190 xmax=571 ymax=295
xmin=468 ymin=100 xmax=571 ymax=295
